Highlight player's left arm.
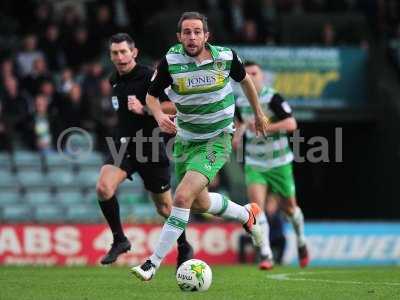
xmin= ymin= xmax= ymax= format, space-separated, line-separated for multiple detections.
xmin=265 ymin=93 xmax=297 ymax=133
xmin=229 ymin=51 xmax=269 ymax=136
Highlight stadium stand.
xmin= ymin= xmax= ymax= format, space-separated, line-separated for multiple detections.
xmin=1 ymin=0 xmax=400 ymax=223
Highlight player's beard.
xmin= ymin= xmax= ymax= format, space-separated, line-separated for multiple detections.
xmin=184 ymin=43 xmax=204 ymax=57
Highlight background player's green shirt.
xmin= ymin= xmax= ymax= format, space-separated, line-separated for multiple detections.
xmin=235 ymin=86 xmax=294 ymax=170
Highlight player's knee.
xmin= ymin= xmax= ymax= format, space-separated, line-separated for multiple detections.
xmin=191 ymin=200 xmax=209 ymax=212
xmin=96 ymin=180 xmax=115 ymax=200
xmin=282 ymin=203 xmax=296 ymax=216
xmin=174 ymin=191 xmax=191 ymax=208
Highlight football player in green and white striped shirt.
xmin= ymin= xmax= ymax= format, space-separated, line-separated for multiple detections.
xmin=131 ymin=12 xmax=271 ymax=281
xmin=233 ymin=61 xmax=309 ymax=269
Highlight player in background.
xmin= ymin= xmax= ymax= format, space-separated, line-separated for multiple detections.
xmin=96 ymin=33 xmax=193 ymax=267
xmin=131 ymin=11 xmax=271 ymax=281
xmin=233 ymin=61 xmax=309 ymax=268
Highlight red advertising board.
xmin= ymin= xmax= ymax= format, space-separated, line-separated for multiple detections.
xmin=0 ymin=223 xmax=245 ymax=266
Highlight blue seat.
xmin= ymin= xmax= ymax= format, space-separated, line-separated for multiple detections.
xmin=44 ymin=153 xmax=74 ymax=172
xmin=119 ymin=204 xmax=136 ymax=219
xmin=66 ymin=204 xmax=101 ymax=222
xmin=0 ymin=152 xmax=12 ymax=170
xmin=84 ymin=191 xmax=98 ymax=203
xmin=75 ymin=169 xmax=99 ymax=188
xmin=0 ymin=190 xmax=21 ymax=204
xmin=34 ymin=205 xmax=64 ymax=222
xmin=25 ymin=191 xmax=54 ymax=204
xmin=0 ymin=170 xmax=17 ymax=188
xmin=2 ymin=204 xmax=33 ymax=221
xmin=118 ymin=190 xmax=148 ymax=204
xmin=57 ymin=191 xmax=82 ymax=205
xmin=132 ymin=203 xmax=158 ymax=220
xmin=74 ymin=151 xmax=103 ymax=168
xmin=13 ymin=151 xmax=42 ymax=170
xmin=17 ymin=170 xmax=48 ymax=188
xmin=47 ymin=169 xmax=75 ymax=187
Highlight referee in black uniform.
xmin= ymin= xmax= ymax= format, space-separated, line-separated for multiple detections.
xmin=96 ymin=33 xmax=193 ymax=266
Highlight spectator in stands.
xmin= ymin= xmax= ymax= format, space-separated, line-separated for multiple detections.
xmin=0 ymin=58 xmax=17 ymax=83
xmin=1 ymin=76 xmax=31 ymax=147
xmin=22 ymin=57 xmax=51 ymax=97
xmin=26 ymin=94 xmax=55 ymax=153
xmin=81 ymin=61 xmax=104 ymax=100
xmin=321 ymin=22 xmax=337 ymax=46
xmin=59 ymin=83 xmax=91 ymax=131
xmin=260 ymin=0 xmax=277 ymax=39
xmin=91 ymin=78 xmax=117 ymax=153
xmin=89 ymin=4 xmax=117 ymax=50
xmin=240 ymin=19 xmax=262 ymax=44
xmin=39 ymin=23 xmax=66 ymax=72
xmin=0 ymin=101 xmax=13 ymax=152
xmin=15 ymin=34 xmax=44 ymax=77
xmin=56 ymin=68 xmax=75 ymax=95
xmin=64 ymin=27 xmax=96 ymax=72
xmin=59 ymin=5 xmax=83 ymax=45
xmin=38 ymin=79 xmax=61 ymax=121
xmin=222 ymin=0 xmax=246 ymax=42
xmin=32 ymin=1 xmax=54 ymax=34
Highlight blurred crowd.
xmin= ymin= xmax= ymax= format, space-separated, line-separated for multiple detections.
xmin=0 ymin=0 xmax=399 ymax=154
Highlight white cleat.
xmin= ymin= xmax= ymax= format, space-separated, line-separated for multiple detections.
xmin=243 ymin=203 xmax=265 ymax=247
xmin=131 ymin=260 xmax=157 ymax=281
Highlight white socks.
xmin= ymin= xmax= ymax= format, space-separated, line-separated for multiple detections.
xmin=288 ymin=206 xmax=306 ymax=247
xmin=206 ymin=193 xmax=249 ymax=224
xmin=258 ymin=211 xmax=273 ymax=258
xmin=150 ymin=206 xmax=190 ymax=268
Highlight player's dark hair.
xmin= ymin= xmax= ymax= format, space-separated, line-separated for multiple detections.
xmin=177 ymin=11 xmax=208 ymax=33
xmin=244 ymin=61 xmax=261 ymax=68
xmin=109 ymin=33 xmax=135 ymax=48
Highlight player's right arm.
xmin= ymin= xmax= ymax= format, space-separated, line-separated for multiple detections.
xmin=146 ymin=58 xmax=176 ymax=134
xmin=229 ymin=51 xmax=269 ymax=136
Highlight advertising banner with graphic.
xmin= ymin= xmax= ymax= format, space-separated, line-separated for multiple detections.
xmin=231 ymin=46 xmax=367 ymax=109
xmin=283 ymin=222 xmax=400 ymax=266
xmin=0 ymin=223 xmax=243 ymax=266
xmin=0 ymin=223 xmax=398 ymax=266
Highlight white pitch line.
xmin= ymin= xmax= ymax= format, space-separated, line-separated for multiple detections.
xmin=267 ymin=272 xmax=400 ymax=286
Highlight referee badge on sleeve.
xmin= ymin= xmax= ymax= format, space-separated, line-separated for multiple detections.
xmin=112 ymin=96 xmax=119 ymax=110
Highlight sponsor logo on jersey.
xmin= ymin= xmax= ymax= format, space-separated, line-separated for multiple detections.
xmin=185 ymin=75 xmax=217 ymax=88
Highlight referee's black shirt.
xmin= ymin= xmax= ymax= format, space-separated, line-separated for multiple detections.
xmin=109 ymin=64 xmax=169 ymax=163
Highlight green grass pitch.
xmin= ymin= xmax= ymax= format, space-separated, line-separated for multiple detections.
xmin=1 ymin=265 xmax=399 ymax=300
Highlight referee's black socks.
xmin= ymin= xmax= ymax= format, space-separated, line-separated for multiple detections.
xmin=98 ymin=195 xmax=127 ymax=243
xmin=177 ymin=230 xmax=188 ymax=246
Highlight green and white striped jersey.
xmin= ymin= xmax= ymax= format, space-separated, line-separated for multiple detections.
xmin=235 ymin=86 xmax=294 ymax=170
xmin=148 ymin=43 xmax=246 ymax=141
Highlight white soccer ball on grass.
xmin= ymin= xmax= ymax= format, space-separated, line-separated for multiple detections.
xmin=176 ymin=259 xmax=212 ymax=292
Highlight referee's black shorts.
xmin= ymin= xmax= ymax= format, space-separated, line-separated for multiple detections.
xmin=104 ymin=152 xmax=171 ymax=194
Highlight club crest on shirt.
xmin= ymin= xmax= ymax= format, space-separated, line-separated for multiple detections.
xmin=111 ymin=96 xmax=119 ymax=110
xmin=213 ymin=60 xmax=226 ymax=71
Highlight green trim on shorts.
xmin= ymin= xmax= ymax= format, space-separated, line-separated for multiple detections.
xmin=245 ymin=163 xmax=296 ymax=198
xmin=174 ymin=133 xmax=232 ymax=183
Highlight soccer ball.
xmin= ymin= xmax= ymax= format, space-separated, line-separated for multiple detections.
xmin=176 ymin=259 xmax=212 ymax=292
